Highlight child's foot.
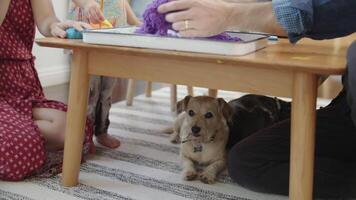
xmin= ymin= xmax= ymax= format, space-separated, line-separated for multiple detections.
xmin=97 ymin=133 xmax=121 ymax=149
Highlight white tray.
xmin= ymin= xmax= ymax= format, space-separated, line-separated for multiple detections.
xmin=83 ymin=27 xmax=268 ymax=56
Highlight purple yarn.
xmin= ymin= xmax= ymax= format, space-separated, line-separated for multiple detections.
xmin=136 ymin=0 xmax=172 ymax=36
xmin=136 ymin=0 xmax=242 ymax=42
xmin=207 ymin=32 xmax=242 ymax=42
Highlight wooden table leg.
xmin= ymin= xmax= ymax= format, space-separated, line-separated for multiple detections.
xmin=61 ymin=50 xmax=90 ymax=187
xmin=289 ymin=72 xmax=317 ymax=200
xmin=208 ymin=89 xmax=218 ymax=97
xmin=126 ymin=79 xmax=136 ymax=106
xmin=187 ymin=86 xmax=194 ymax=96
xmin=170 ymin=84 xmax=177 ymax=112
xmin=145 ymin=81 xmax=152 ymax=97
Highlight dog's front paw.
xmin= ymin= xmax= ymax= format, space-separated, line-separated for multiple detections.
xmin=183 ymin=170 xmax=197 ymax=181
xmin=199 ymin=172 xmax=216 ymax=184
xmin=170 ymin=135 xmax=180 ymax=144
xmin=170 ymin=132 xmax=180 ymax=144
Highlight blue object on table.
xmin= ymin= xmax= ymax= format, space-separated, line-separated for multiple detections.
xmin=268 ymin=36 xmax=279 ymax=41
xmin=66 ymin=28 xmax=83 ymax=39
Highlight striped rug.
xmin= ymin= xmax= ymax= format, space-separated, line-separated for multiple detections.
xmin=0 ymin=86 xmax=331 ymax=200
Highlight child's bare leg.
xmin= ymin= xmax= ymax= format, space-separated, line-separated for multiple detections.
xmin=32 ymin=108 xmax=67 ymax=151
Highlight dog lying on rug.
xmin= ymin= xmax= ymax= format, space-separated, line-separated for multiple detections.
xmin=170 ymin=95 xmax=233 ymax=184
xmin=169 ymin=94 xmax=291 ymax=184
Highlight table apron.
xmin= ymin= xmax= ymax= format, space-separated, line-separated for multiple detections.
xmin=87 ymin=51 xmax=299 ymax=97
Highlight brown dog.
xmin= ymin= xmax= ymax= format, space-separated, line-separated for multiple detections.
xmin=170 ymin=95 xmax=233 ymax=184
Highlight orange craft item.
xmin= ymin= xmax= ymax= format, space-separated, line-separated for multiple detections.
xmin=90 ymin=19 xmax=113 ymax=29
xmin=90 ymin=0 xmax=113 ymax=29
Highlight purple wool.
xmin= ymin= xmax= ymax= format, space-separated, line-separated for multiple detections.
xmin=207 ymin=32 xmax=242 ymax=42
xmin=136 ymin=0 xmax=172 ymax=36
xmin=136 ymin=0 xmax=242 ymax=42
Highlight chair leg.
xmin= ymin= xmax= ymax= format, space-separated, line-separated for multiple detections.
xmin=170 ymin=84 xmax=177 ymax=112
xmin=126 ymin=79 xmax=137 ymax=106
xmin=208 ymin=89 xmax=218 ymax=97
xmin=187 ymin=86 xmax=194 ymax=96
xmin=145 ymin=81 xmax=152 ymax=97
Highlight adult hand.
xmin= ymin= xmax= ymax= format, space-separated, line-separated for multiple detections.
xmin=83 ymin=0 xmax=105 ymax=24
xmin=50 ymin=20 xmax=91 ymax=38
xmin=158 ymin=0 xmax=233 ymax=37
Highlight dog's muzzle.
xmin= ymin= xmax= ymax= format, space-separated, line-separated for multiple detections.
xmin=191 ymin=126 xmax=201 ymax=137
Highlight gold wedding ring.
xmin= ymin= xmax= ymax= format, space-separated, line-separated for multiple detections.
xmin=184 ymin=20 xmax=189 ymax=30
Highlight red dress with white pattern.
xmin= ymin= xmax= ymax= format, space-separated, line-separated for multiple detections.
xmin=0 ymin=0 xmax=93 ymax=181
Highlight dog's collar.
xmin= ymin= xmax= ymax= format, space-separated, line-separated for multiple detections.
xmin=193 ymin=143 xmax=203 ymax=152
xmin=180 ymin=133 xmax=216 ymax=153
xmin=181 ymin=139 xmax=204 ymax=152
xmin=180 ymin=134 xmax=216 ymax=144
xmin=209 ymin=133 xmax=216 ymax=142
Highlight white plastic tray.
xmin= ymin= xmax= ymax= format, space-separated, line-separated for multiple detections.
xmin=83 ymin=27 xmax=268 ymax=56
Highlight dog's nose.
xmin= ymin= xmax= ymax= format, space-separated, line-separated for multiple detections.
xmin=191 ymin=126 xmax=201 ymax=136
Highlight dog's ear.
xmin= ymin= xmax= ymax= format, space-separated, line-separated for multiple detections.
xmin=177 ymin=95 xmax=192 ymax=113
xmin=217 ymin=98 xmax=233 ymax=123
xmin=176 ymin=100 xmax=184 ymax=114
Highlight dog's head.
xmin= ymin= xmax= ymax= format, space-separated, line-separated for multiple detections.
xmin=178 ymin=95 xmax=233 ymax=142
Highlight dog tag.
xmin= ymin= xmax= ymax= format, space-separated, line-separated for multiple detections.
xmin=194 ymin=143 xmax=203 ymax=153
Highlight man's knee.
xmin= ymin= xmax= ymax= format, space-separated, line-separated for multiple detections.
xmin=347 ymin=41 xmax=356 ymax=70
xmin=344 ymin=41 xmax=356 ymax=95
xmin=227 ymin=129 xmax=289 ymax=192
xmin=344 ymin=41 xmax=356 ymax=131
xmin=227 ymin=142 xmax=257 ymax=187
xmin=347 ymin=41 xmax=356 ymax=69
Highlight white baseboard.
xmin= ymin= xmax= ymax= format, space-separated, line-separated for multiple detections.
xmin=37 ymin=65 xmax=70 ymax=87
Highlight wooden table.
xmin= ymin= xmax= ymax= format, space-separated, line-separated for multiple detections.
xmin=36 ymin=35 xmax=355 ymax=200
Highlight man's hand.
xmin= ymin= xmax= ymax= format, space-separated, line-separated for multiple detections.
xmin=158 ymin=0 xmax=233 ymax=37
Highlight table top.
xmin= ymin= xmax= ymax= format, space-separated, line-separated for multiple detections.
xmin=36 ymin=34 xmax=356 ymax=75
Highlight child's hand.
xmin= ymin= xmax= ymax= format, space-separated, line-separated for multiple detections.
xmin=50 ymin=20 xmax=91 ymax=38
xmin=83 ymin=0 xmax=105 ymax=24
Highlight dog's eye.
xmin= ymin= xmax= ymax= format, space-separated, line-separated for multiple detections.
xmin=205 ymin=112 xmax=213 ymax=119
xmin=188 ymin=110 xmax=195 ymax=116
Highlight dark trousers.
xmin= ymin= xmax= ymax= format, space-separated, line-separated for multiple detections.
xmin=87 ymin=76 xmax=117 ymax=136
xmin=228 ymin=41 xmax=356 ymax=199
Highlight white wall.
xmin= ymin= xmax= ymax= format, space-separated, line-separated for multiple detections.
xmin=32 ymin=1 xmax=70 ymax=87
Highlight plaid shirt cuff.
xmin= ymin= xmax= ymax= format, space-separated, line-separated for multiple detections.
xmin=272 ymin=0 xmax=312 ymax=43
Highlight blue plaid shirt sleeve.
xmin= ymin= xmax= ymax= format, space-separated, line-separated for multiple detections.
xmin=272 ymin=0 xmax=356 ymax=43
xmin=272 ymin=0 xmax=312 ymax=43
